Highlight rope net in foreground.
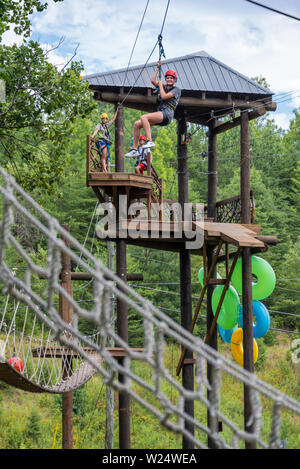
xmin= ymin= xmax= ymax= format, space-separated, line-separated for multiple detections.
xmin=0 ymin=167 xmax=299 ymax=448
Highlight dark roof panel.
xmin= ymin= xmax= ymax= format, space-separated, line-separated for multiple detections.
xmin=85 ymin=50 xmax=272 ymax=96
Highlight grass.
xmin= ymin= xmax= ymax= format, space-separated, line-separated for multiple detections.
xmin=0 ymin=334 xmax=299 ymax=449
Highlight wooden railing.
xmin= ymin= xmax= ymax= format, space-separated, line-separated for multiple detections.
xmin=86 ymin=135 xmax=102 ymax=175
xmin=204 ymin=191 xmax=255 ymax=224
xmin=86 ymin=135 xmax=163 ymax=210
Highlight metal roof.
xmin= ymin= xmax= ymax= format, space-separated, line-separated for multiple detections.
xmin=85 ymin=50 xmax=272 ymax=96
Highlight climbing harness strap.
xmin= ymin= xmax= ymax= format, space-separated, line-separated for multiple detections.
xmin=153 ymin=34 xmax=166 ymax=96
xmin=96 ymin=140 xmax=111 ymax=164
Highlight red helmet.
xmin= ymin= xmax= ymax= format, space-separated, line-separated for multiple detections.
xmin=165 ymin=69 xmax=177 ymax=81
xmin=139 ymin=135 xmax=146 ymax=141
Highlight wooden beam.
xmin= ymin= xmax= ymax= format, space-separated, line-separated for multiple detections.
xmin=213 ymin=107 xmax=267 ymax=135
xmin=32 ymin=347 xmax=145 ymax=358
xmin=114 ymin=104 xmax=131 ymax=450
xmin=60 ymin=225 xmax=73 ymax=450
xmin=38 ymin=272 xmax=143 ymax=281
xmin=240 ymin=111 xmax=256 ymax=450
xmin=99 ymin=91 xmax=276 ymax=112
xmin=177 ymin=113 xmax=194 ymax=448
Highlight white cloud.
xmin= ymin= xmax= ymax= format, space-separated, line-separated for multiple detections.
xmin=271 ymin=112 xmax=292 ymax=131
xmin=2 ymin=28 xmax=24 ymax=46
xmin=3 ymin=0 xmax=300 ymax=123
xmin=28 ymin=1 xmax=300 ymax=91
xmin=40 ymin=42 xmax=76 ymax=71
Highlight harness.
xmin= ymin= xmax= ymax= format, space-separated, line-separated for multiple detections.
xmin=157 ymin=85 xmax=177 ymax=112
xmin=96 ymin=139 xmax=111 ymax=163
xmin=97 ymin=122 xmax=112 ymax=144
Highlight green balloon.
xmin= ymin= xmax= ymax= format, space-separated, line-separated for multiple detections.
xmin=212 ymin=285 xmax=240 ymax=329
xmin=231 ymin=256 xmax=276 ymax=300
xmin=198 ymin=267 xmax=221 ymax=287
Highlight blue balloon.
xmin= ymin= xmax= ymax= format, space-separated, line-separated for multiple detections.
xmin=218 ymin=324 xmax=238 ymax=343
xmin=239 ymin=300 xmax=270 ymax=338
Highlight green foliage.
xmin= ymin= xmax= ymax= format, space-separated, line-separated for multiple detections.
xmin=0 ymin=0 xmax=64 ymax=39
xmin=0 ymin=40 xmax=96 ymax=193
xmin=255 ymin=338 xmax=267 ymax=370
xmin=0 ymin=0 xmax=299 ymax=445
xmin=24 ymin=407 xmax=42 ymax=447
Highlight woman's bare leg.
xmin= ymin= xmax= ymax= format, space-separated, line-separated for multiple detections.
xmin=140 ymin=112 xmax=163 ymax=141
xmin=133 ymin=120 xmax=143 ymax=148
xmin=133 ymin=112 xmax=163 ymax=148
xmin=101 ymin=146 xmax=108 ymax=172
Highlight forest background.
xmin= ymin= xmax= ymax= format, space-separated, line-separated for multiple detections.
xmin=0 ymin=0 xmax=299 ymax=449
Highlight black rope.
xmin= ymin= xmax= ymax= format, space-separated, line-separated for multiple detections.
xmin=120 ymin=0 xmax=172 ymax=106
xmin=245 ymin=0 xmax=300 ymax=21
xmin=122 ymin=0 xmax=150 ymax=88
xmin=159 ymin=0 xmax=171 ymax=36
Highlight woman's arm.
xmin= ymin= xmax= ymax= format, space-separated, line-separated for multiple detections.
xmin=91 ymin=127 xmax=98 ymax=139
xmin=108 ymin=105 xmax=119 ymax=127
xmin=151 ymin=60 xmax=161 ymax=87
xmin=158 ymin=81 xmax=175 ymax=100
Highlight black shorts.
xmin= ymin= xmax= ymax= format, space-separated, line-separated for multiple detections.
xmin=157 ymin=107 xmax=174 ymax=126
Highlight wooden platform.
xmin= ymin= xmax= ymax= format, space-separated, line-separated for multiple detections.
xmin=96 ymin=219 xmax=273 ymax=253
xmin=31 ymin=346 xmax=145 ymax=358
xmin=87 ymin=172 xmax=153 ymax=190
xmin=87 ymin=171 xmax=154 ymax=202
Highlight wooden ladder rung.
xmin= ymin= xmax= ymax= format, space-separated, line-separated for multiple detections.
xmin=207 ymin=278 xmax=227 ymax=285
xmin=183 ymin=358 xmax=196 ymax=365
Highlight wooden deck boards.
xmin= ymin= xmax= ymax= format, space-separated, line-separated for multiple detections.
xmin=200 ymin=222 xmax=265 ymax=248
xmin=87 ymin=172 xmax=153 ymax=189
xmin=96 ymin=219 xmax=268 ymax=249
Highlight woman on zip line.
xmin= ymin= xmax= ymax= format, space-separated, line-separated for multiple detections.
xmin=125 ymin=60 xmax=181 ymax=158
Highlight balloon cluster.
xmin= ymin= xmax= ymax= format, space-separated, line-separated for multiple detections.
xmin=198 ymin=256 xmax=276 ymax=366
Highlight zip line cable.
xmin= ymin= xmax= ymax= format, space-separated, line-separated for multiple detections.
xmin=122 ymin=0 xmax=150 ymax=88
xmin=187 ymin=88 xmax=300 ymax=124
xmin=245 ymin=0 xmax=300 ymax=22
xmin=119 ymin=40 xmax=158 ymax=106
xmin=120 ymin=0 xmax=171 ymax=107
xmin=159 ymin=0 xmax=171 ymax=37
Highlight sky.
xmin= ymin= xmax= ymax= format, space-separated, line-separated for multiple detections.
xmin=3 ymin=0 xmax=300 ymax=129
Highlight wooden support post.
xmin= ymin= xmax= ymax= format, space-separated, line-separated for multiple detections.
xmin=240 ymin=111 xmax=256 ymax=449
xmin=116 ymin=239 xmax=130 ymax=449
xmin=204 ymin=247 xmax=241 ymax=345
xmin=159 ymin=178 xmax=163 ymax=223
xmin=105 ymin=229 xmax=115 ymax=448
xmin=60 ymin=224 xmax=73 ymax=450
xmin=207 ymin=119 xmax=218 ymax=448
xmin=177 ymin=114 xmax=194 ymax=448
xmin=176 ymin=239 xmax=223 ymax=376
xmin=114 ymin=103 xmax=130 ymax=449
xmin=115 ymin=103 xmax=124 ymax=172
xmin=147 ymin=153 xmax=151 ymax=177
xmin=86 ymin=135 xmax=91 ymax=186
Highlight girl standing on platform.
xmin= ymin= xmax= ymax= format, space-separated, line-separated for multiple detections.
xmin=134 ymin=135 xmax=152 ymax=175
xmin=91 ymin=107 xmax=119 ymax=172
xmin=125 ymin=61 xmax=181 ymax=158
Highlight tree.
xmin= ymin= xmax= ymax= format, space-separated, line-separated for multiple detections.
xmin=0 ymin=0 xmax=64 ymax=39
xmin=0 ymin=0 xmax=97 ymax=194
xmin=0 ymin=40 xmax=96 ymax=193
xmin=24 ymin=407 xmax=42 ymax=447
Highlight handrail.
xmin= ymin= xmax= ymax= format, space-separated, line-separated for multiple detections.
xmin=203 ymin=191 xmax=255 ymax=223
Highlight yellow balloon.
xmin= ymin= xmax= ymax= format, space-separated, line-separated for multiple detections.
xmin=230 ymin=328 xmax=258 ymax=367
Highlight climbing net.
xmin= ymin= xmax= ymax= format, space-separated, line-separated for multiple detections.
xmin=0 ymin=166 xmax=299 ymax=448
xmin=0 ymin=291 xmax=101 ymax=393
